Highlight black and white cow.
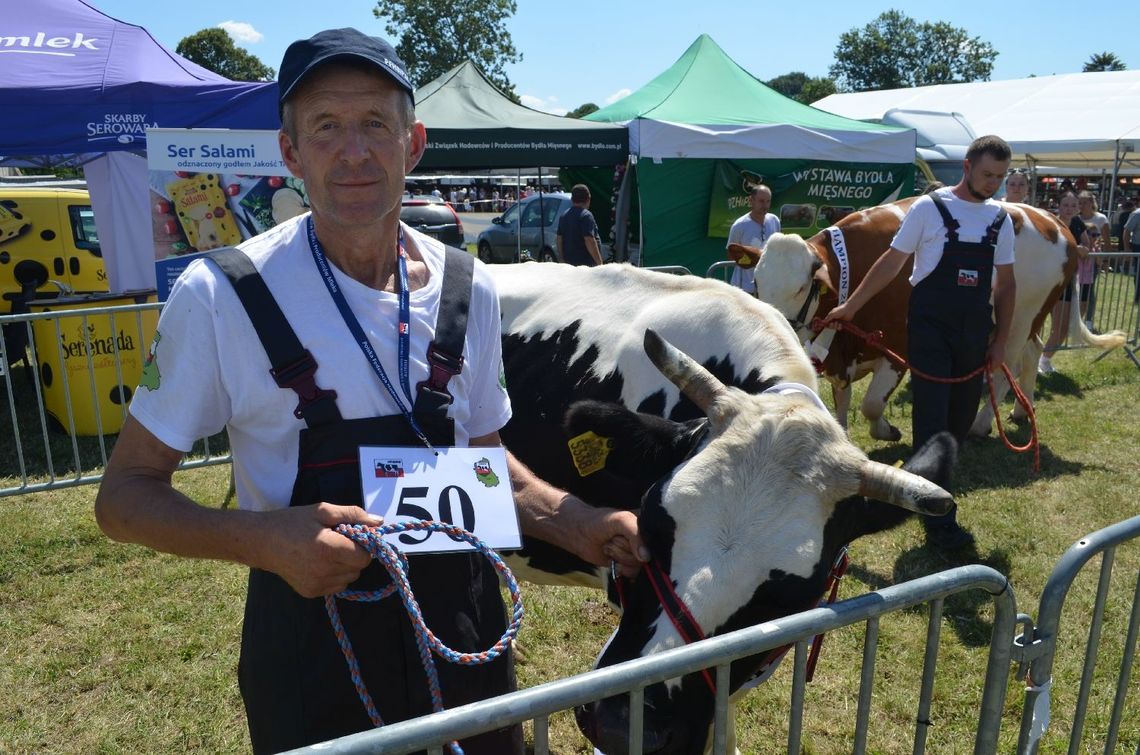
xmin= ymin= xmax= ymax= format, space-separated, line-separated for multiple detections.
xmin=490 ymin=263 xmax=955 ymax=755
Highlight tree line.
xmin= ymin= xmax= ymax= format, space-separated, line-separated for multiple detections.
xmin=176 ymin=5 xmax=1129 ymax=114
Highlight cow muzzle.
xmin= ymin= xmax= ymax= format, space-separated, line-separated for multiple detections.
xmin=576 ymin=694 xmax=691 ymax=755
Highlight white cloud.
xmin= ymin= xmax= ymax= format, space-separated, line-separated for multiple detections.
xmin=519 ymin=94 xmax=568 ymax=116
xmin=217 ymin=21 xmax=263 ymax=44
xmin=605 ymin=88 xmax=632 ymax=105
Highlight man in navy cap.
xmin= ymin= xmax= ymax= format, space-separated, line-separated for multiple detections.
xmin=96 ymin=28 xmax=645 ymax=753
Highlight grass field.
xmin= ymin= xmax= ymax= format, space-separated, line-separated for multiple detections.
xmin=1 ymin=343 xmax=1138 ymax=754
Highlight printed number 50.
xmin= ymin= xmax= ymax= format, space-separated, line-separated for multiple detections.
xmin=395 ymin=486 xmax=476 ymax=545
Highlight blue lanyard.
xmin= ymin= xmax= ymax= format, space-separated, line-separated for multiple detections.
xmin=305 ymin=217 xmax=432 ymax=449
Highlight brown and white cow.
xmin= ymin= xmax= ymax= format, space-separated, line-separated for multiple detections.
xmin=752 ymin=198 xmax=1127 ymax=441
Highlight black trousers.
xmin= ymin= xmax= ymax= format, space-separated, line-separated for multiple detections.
xmin=239 ymin=416 xmax=523 ymax=755
xmin=907 ymin=302 xmax=992 ymax=451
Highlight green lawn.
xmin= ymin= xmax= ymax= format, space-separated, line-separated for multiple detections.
xmin=1 ymin=346 xmax=1138 ymax=754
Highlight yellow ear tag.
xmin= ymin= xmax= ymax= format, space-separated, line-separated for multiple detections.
xmin=820 ymin=283 xmax=829 ymax=295
xmin=568 ymin=431 xmax=613 ymax=477
xmin=738 ymin=254 xmax=752 ymax=266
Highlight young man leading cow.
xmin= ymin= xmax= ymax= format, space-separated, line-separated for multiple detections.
xmin=825 ymin=135 xmax=1017 ymax=550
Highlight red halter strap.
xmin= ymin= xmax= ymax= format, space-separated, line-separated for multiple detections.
xmin=642 ymin=559 xmax=718 ymax=695
xmin=616 ymin=546 xmax=852 ymax=697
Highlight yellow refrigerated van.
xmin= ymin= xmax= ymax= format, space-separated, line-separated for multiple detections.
xmin=0 ymin=186 xmax=109 ymax=309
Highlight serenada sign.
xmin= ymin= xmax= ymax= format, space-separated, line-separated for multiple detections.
xmin=0 ymin=32 xmax=100 ymax=54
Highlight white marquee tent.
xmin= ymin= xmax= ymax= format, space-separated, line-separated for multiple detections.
xmin=813 ymin=70 xmax=1140 ymax=208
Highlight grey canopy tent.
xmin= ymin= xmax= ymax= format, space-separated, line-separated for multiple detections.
xmin=413 ymin=62 xmax=629 ymax=262
xmin=413 ymin=61 xmax=627 ymax=170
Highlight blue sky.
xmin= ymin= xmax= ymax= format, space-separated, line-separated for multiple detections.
xmin=95 ymin=0 xmax=1134 ymax=115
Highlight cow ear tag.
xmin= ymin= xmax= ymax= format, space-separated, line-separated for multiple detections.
xmin=568 ymin=431 xmax=613 ymax=476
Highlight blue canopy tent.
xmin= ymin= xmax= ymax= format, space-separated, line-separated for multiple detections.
xmin=0 ymin=0 xmax=279 ymax=290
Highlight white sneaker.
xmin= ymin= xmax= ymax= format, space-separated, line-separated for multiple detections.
xmin=1038 ymin=356 xmax=1055 ymax=375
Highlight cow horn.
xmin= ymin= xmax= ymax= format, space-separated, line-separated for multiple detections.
xmin=643 ymin=329 xmax=727 ymax=416
xmin=858 ymin=461 xmax=954 ymax=515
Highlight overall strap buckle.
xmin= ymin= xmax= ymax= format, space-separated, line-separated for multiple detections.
xmin=929 ymin=193 xmax=961 ymax=243
xmin=417 ymin=343 xmax=464 ymax=406
xmin=984 ymin=208 xmax=1008 ymax=246
xmin=270 ymin=350 xmax=339 ymax=420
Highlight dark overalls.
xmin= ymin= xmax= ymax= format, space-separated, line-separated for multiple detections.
xmin=209 ymin=248 xmax=522 ymax=755
xmin=907 ymin=194 xmax=1008 ymax=452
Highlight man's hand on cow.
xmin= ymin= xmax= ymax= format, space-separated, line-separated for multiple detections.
xmin=258 ymin=502 xmax=383 ymax=598
xmin=600 ymin=509 xmax=650 ymax=578
xmin=572 ymin=503 xmax=649 ymax=579
xmin=824 ymin=300 xmax=857 ymax=323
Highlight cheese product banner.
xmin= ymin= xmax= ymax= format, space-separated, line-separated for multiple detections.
xmin=145 ymin=129 xmax=305 ymax=299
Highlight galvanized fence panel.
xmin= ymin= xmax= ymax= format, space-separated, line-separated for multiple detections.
xmin=643 ymin=265 xmax=693 ymax=276
xmin=706 ymin=260 xmax=737 ymax=283
xmin=283 ymin=564 xmax=1018 ymax=755
xmin=1016 ymin=514 xmax=1140 ymax=755
xmin=1 ymin=303 xmax=231 ymax=498
xmin=1055 ymin=252 xmax=1139 ymax=365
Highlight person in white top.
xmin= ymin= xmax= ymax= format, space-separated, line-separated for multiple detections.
xmin=1040 ymin=191 xmax=1095 ymax=373
xmin=94 ymin=27 xmax=644 ymax=755
xmin=725 ymin=184 xmax=780 ymax=294
xmin=825 ymin=135 xmax=1017 ymax=550
xmin=1077 ymin=190 xmax=1110 ymax=326
xmin=1003 ymin=170 xmax=1030 ymax=204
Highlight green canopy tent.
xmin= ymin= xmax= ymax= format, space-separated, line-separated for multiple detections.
xmin=585 ymin=35 xmax=917 ymax=273
xmin=414 ymin=61 xmax=628 ymax=170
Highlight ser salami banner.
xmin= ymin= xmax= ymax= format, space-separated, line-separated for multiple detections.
xmin=145 ymin=129 xmax=305 ymax=299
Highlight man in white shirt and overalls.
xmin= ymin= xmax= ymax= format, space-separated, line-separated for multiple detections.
xmin=824 ymin=135 xmax=1017 ymax=551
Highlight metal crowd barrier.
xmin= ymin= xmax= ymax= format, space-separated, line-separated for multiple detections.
xmin=1015 ymin=514 xmax=1140 ymax=754
xmin=706 ymin=259 xmax=737 ymax=283
xmin=643 ymin=265 xmax=692 ymax=276
xmin=0 ymin=302 xmax=230 ymax=498
xmin=285 ymin=515 xmax=1140 ymax=755
xmin=1051 ymin=252 xmax=1139 ymax=366
xmin=285 ymin=564 xmax=1019 ymax=755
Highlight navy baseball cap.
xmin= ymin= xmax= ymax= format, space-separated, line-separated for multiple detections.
xmin=278 ymin=28 xmax=415 ymax=109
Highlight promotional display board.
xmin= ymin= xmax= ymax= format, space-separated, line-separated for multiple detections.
xmin=145 ymin=129 xmax=304 ymax=299
xmin=707 ymin=159 xmax=913 ymax=237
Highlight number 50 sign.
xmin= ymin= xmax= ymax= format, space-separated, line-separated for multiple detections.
xmin=357 ymin=446 xmax=522 ymax=554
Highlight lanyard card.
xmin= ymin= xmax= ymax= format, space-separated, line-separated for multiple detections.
xmin=358 ymin=445 xmax=522 ymax=554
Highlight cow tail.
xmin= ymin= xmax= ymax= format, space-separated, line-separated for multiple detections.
xmin=1067 ymin=275 xmax=1128 ymax=350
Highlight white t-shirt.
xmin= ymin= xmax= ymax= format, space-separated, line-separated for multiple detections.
xmin=891 ymin=189 xmax=1016 ymax=286
xmin=1079 ymin=211 xmax=1110 ymax=240
xmin=726 ymin=212 xmax=781 ymax=293
xmin=129 ymin=214 xmax=512 ymax=512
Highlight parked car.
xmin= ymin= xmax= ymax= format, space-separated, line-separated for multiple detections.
xmin=476 ymin=192 xmax=572 ymax=263
xmin=400 ymin=195 xmax=464 ymax=248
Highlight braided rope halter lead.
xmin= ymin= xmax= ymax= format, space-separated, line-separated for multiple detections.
xmin=326 ymin=521 xmax=525 ymax=755
xmin=810 ymin=317 xmax=1041 ymax=473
